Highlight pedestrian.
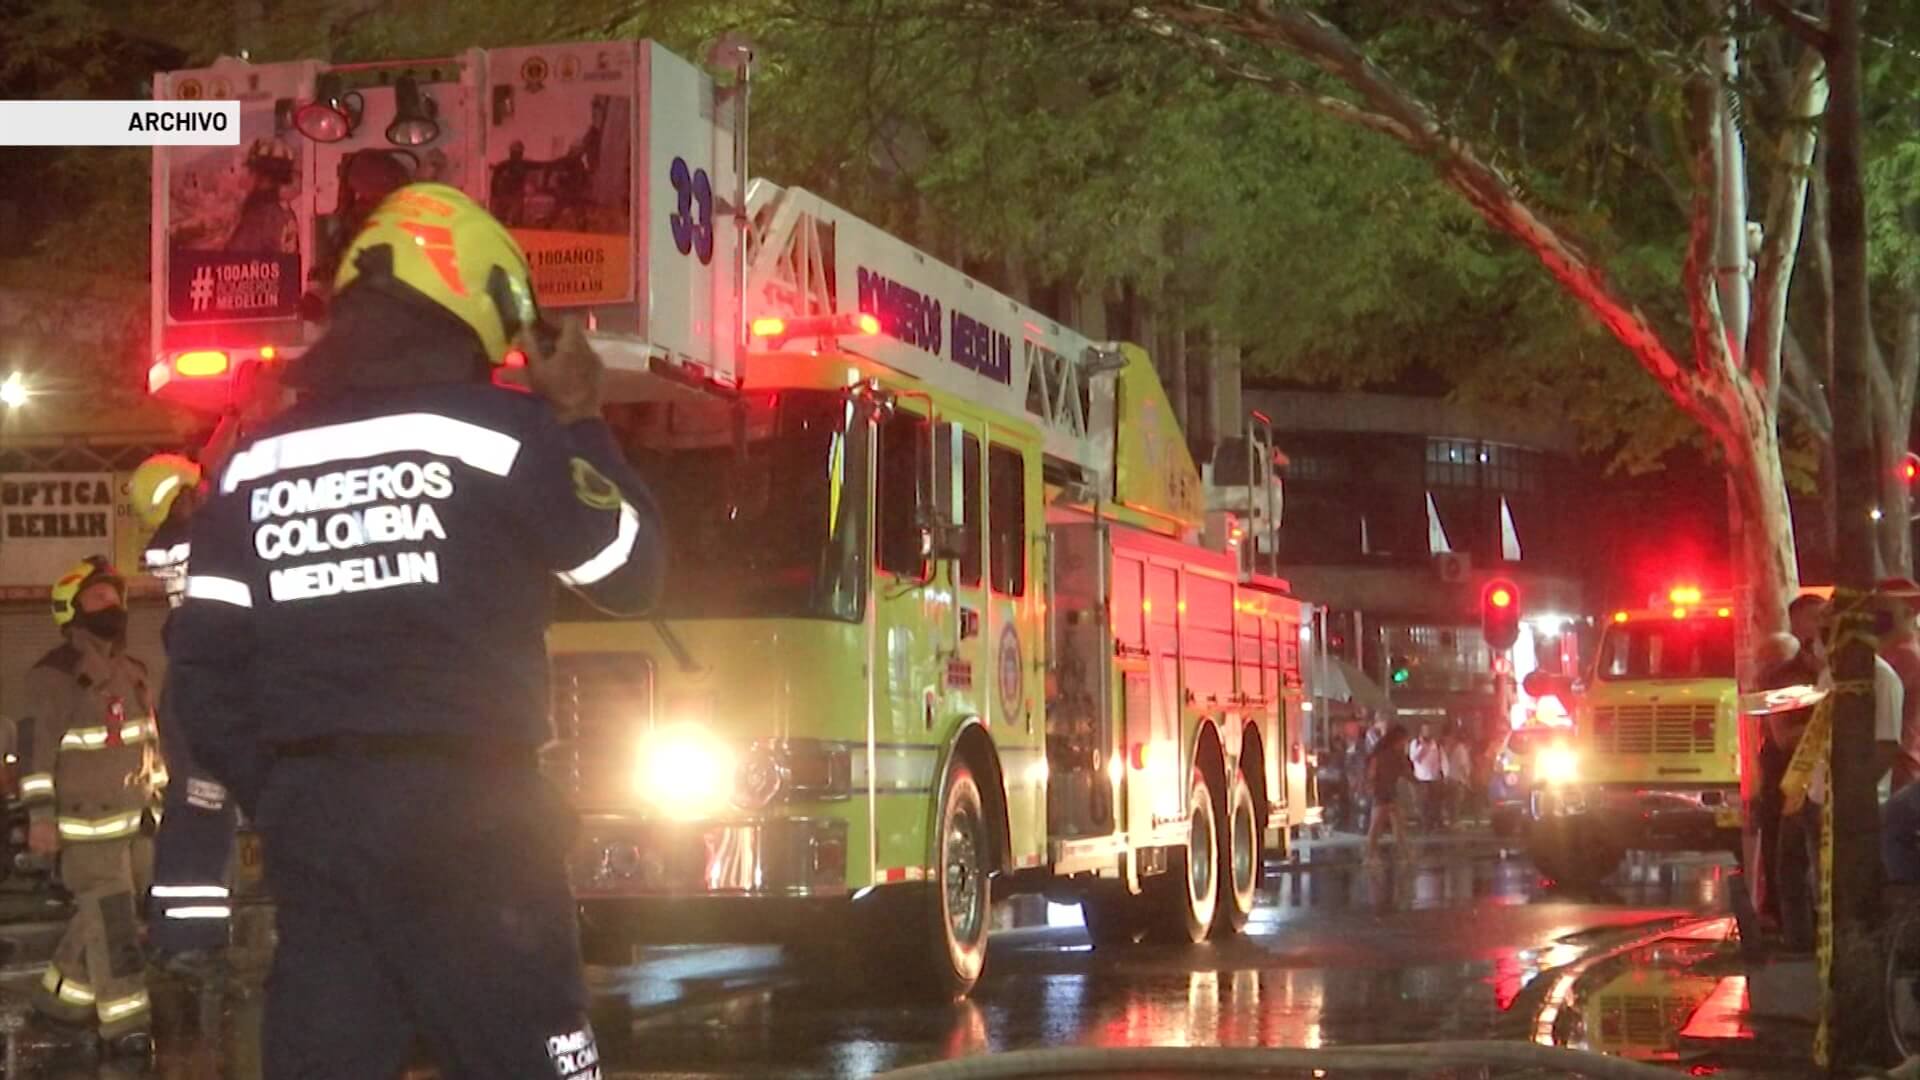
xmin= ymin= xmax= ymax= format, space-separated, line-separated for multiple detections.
xmin=134 ymin=452 xmax=241 ymax=980
xmin=167 ymin=183 xmax=666 ymax=1078
xmin=1770 ymin=626 xmax=1903 ymax=951
xmin=1321 ymin=734 xmax=1351 ymax=831
xmin=1342 ymin=729 xmax=1370 ymax=833
xmin=1443 ymin=727 xmax=1473 ymax=827
xmin=1408 ymin=721 xmax=1445 ymax=831
xmin=1886 ymin=780 xmax=1920 ymax=884
xmin=1755 ymin=606 xmax=1822 ymax=932
xmin=1877 ymin=578 xmax=1920 ymax=792
xmin=1365 ymin=725 xmax=1412 ymax=861
xmin=19 ymin=557 xmax=161 ymax=1059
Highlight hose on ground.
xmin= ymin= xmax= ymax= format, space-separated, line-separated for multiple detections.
xmin=871 ymin=1041 xmax=1733 ymax=1079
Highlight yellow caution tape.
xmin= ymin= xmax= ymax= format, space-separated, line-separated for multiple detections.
xmin=1780 ymin=694 xmax=1832 ymax=816
xmin=1810 ymin=585 xmax=1875 ymax=1068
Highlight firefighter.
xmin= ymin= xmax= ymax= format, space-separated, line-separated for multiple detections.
xmin=20 ymin=556 xmax=160 ymax=1058
xmin=167 ymin=182 xmax=664 ymax=1079
xmin=133 ymin=452 xmax=239 ymax=974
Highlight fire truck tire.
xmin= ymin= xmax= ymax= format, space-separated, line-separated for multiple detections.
xmin=1147 ymin=766 xmax=1221 ymax=944
xmin=908 ymin=762 xmax=991 ymax=1000
xmin=1080 ymin=887 xmax=1146 ymax=947
xmin=1213 ymin=769 xmax=1262 ymax=937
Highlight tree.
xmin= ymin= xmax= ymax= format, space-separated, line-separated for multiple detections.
xmin=1080 ymin=3 xmax=1827 ymax=681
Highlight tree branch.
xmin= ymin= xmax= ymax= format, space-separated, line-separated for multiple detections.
xmin=1136 ymin=16 xmax=1415 ymax=141
xmin=1132 ymin=1 xmax=1724 ymax=436
xmin=1748 ymin=48 xmax=1828 ymax=409
xmin=1753 ymin=0 xmax=1834 ymax=55
xmin=1896 ymin=287 xmax=1920 ymax=429
xmin=1683 ymin=74 xmax=1740 ymax=388
xmin=1782 ymin=330 xmax=1834 ymax=441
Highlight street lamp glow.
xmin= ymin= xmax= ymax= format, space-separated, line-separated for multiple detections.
xmin=0 ymin=372 xmax=26 ymax=408
xmin=1872 ymin=507 xmax=1886 ymax=522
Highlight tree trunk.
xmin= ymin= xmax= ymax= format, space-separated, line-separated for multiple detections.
xmin=1822 ymin=0 xmax=1884 ymax=1066
xmin=1165 ymin=307 xmax=1189 ymax=435
xmin=1875 ymin=386 xmax=1912 ymax=577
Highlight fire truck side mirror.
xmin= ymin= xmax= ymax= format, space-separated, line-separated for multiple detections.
xmin=925 ymin=523 xmax=969 ymax=563
xmin=932 ymin=422 xmax=966 ymax=530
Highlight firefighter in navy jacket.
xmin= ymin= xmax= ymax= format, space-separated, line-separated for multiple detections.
xmin=166 ymin=183 xmax=663 ymax=1080
xmin=134 ymin=452 xmax=246 ymax=973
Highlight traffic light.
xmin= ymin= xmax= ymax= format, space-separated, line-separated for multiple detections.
xmin=1482 ymin=578 xmax=1520 ymax=651
xmin=1389 ymin=654 xmax=1411 ymax=685
xmin=1327 ymin=610 xmax=1354 ymax=660
xmin=1904 ymin=451 xmax=1920 ymax=484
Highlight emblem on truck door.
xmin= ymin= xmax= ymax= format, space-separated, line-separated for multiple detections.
xmin=998 ymin=622 xmax=1023 ymax=719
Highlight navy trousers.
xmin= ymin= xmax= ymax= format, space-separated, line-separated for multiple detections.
xmin=257 ymin=754 xmax=599 ymax=1080
xmin=148 ymin=777 xmax=239 ymax=952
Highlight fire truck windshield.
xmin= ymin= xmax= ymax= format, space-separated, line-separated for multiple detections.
xmin=561 ymin=390 xmax=869 ymax=622
xmin=1594 ymin=618 xmax=1735 ymax=681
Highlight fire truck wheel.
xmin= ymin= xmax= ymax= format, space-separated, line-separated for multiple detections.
xmin=1213 ymin=769 xmax=1262 ymax=936
xmin=1080 ymin=886 xmax=1146 ymax=947
xmin=916 ymin=762 xmax=990 ymax=1000
xmin=1147 ymin=766 xmax=1221 ymax=944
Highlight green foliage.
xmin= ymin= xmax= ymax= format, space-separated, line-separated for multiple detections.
xmin=10 ymin=0 xmax=1918 ymax=480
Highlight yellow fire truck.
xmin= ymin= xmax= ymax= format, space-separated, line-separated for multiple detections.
xmin=1522 ymin=588 xmax=1741 ymax=885
xmin=149 ymin=40 xmax=1315 ymax=997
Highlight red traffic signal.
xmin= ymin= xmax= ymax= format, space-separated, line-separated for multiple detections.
xmin=1903 ymin=452 xmax=1920 ymax=483
xmin=1482 ymin=578 xmax=1521 ymax=651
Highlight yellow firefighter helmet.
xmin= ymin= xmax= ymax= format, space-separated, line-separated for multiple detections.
xmin=50 ymin=556 xmax=125 ymax=629
xmin=332 ymin=182 xmax=538 ymax=365
xmin=130 ymin=453 xmax=203 ymax=530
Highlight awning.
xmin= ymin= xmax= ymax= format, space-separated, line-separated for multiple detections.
xmin=1320 ymin=657 xmax=1394 ymax=712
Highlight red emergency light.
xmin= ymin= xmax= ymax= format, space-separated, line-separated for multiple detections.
xmin=148 ymin=346 xmax=282 ymax=411
xmin=174 ymin=350 xmax=230 ymax=378
xmin=749 ymin=312 xmax=882 ymax=345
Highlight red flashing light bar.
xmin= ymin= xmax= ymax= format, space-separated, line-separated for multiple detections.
xmin=148 ymin=347 xmax=285 ymax=409
xmin=749 ymin=312 xmax=882 ymax=345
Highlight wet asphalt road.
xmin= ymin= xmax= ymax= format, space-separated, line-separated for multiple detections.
xmin=586 ymin=838 xmax=1747 ymax=1078
xmin=0 ymin=835 xmax=1766 ymax=1078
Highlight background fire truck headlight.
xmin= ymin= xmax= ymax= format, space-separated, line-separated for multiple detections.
xmin=635 ymin=724 xmax=736 ymax=817
xmin=1536 ymin=746 xmax=1580 ymax=786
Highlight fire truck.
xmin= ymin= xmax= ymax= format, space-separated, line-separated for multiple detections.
xmin=1521 ymin=588 xmax=1742 ymax=885
xmin=149 ymin=39 xmax=1315 ymax=997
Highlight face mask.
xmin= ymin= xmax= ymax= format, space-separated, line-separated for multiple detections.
xmin=73 ymin=607 xmax=128 ymax=645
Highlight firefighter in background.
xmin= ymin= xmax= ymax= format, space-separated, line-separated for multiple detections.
xmin=133 ymin=452 xmax=239 ymax=975
xmin=168 ymin=183 xmax=665 ymax=1078
xmin=20 ymin=557 xmax=160 ymax=1058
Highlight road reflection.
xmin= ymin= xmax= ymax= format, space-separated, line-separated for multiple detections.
xmin=0 ymin=843 xmax=1753 ymax=1077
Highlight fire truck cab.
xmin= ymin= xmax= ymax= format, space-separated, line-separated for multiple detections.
xmin=1522 ymin=590 xmax=1741 ymax=885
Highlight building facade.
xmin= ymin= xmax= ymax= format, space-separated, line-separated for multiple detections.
xmin=1249 ymin=390 xmax=1586 ymax=743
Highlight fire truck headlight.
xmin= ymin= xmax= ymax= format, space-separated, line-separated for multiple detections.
xmin=635 ymin=724 xmax=736 ymax=818
xmin=1536 ymin=746 xmax=1580 ymax=787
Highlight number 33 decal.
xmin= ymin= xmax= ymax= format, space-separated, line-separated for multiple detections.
xmin=669 ymin=156 xmax=715 ymax=266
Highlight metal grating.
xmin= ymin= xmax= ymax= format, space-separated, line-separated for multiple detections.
xmin=545 ymin=653 xmax=654 ymax=807
xmin=1596 ymin=994 xmax=1690 ymax=1052
xmin=1592 ymin=704 xmax=1716 ymax=755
